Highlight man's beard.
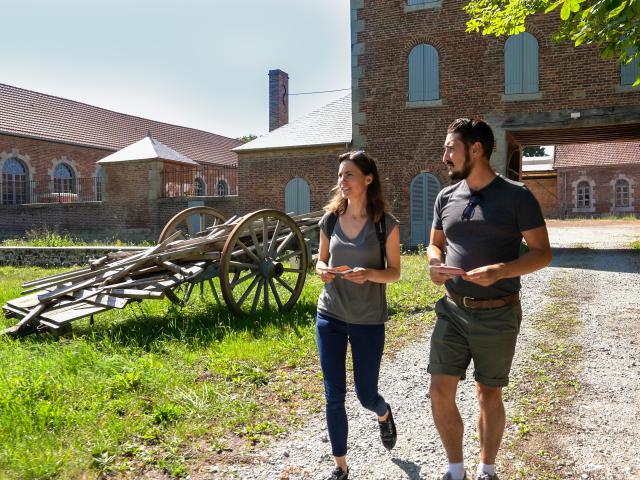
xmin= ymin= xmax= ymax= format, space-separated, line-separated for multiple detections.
xmin=448 ymin=149 xmax=472 ymax=181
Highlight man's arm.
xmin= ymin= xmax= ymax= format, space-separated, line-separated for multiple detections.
xmin=463 ymin=225 xmax=552 ymax=287
xmin=427 ymin=228 xmax=455 ymax=286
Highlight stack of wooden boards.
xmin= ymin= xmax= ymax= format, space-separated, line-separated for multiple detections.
xmin=2 ymin=209 xmax=323 ymax=338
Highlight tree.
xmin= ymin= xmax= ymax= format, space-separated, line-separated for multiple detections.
xmin=523 ymin=146 xmax=547 ymax=157
xmin=237 ymin=134 xmax=258 ymax=144
xmin=464 ymin=0 xmax=640 ymax=86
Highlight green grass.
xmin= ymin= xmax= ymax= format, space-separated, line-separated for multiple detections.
xmin=0 ymin=256 xmax=441 ymax=479
xmin=631 ymin=240 xmax=640 ymax=250
xmin=1 ymin=227 xmax=154 ymax=247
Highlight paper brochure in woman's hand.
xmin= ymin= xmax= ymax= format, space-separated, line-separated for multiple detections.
xmin=429 ymin=265 xmax=466 ymax=276
xmin=318 ymin=265 xmax=355 ymax=275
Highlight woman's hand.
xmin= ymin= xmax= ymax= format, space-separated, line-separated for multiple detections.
xmin=343 ymin=267 xmax=369 ymax=284
xmin=317 ymin=269 xmax=336 ymax=283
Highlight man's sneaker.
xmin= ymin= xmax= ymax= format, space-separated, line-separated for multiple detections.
xmin=476 ymin=473 xmax=499 ymax=480
xmin=378 ymin=403 xmax=397 ymax=450
xmin=325 ymin=466 xmax=348 ymax=480
xmin=440 ymin=473 xmax=468 ymax=480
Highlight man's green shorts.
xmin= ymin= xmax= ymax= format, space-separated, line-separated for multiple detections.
xmin=427 ymin=295 xmax=522 ymax=387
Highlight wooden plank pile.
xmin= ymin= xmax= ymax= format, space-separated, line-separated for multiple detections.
xmin=1 ymin=210 xmax=323 ymax=338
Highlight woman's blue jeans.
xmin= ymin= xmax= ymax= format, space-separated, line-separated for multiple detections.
xmin=316 ymin=312 xmax=387 ymax=457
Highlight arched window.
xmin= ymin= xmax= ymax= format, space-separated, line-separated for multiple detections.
xmin=408 ymin=44 xmax=439 ymax=101
xmin=615 ymin=179 xmax=630 ymax=207
xmin=504 ymin=32 xmax=539 ymax=94
xmin=96 ymin=168 xmax=103 ymax=201
xmin=285 ymin=177 xmax=311 ymax=215
xmin=194 ymin=177 xmax=205 ymax=196
xmin=217 ymin=179 xmax=228 ymax=196
xmin=621 ymin=48 xmax=639 ymax=86
xmin=576 ymin=181 xmax=591 ymax=208
xmin=2 ymin=158 xmax=29 ymax=205
xmin=53 ymin=163 xmax=75 ymax=193
xmin=410 ymin=172 xmax=441 ymax=247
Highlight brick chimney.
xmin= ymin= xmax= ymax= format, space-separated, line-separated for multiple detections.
xmin=269 ymin=69 xmax=289 ymax=131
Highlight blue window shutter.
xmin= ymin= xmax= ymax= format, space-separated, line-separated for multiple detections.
xmin=425 ymin=45 xmax=439 ymax=100
xmin=409 ymin=44 xmax=439 ymax=101
xmin=522 ymin=33 xmax=539 ymax=93
xmin=408 ymin=46 xmax=425 ymax=101
xmin=621 ymin=48 xmax=639 ymax=86
xmin=285 ymin=177 xmax=310 ymax=215
xmin=410 ymin=174 xmax=426 ymax=246
xmin=505 ymin=35 xmax=524 ymax=94
xmin=505 ymin=33 xmax=538 ymax=94
xmin=410 ymin=173 xmax=441 ymax=247
xmin=426 ymin=173 xmax=440 ymax=227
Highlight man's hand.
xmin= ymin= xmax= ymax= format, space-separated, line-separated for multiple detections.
xmin=428 ymin=263 xmax=457 ymax=286
xmin=463 ymin=263 xmax=505 ymax=287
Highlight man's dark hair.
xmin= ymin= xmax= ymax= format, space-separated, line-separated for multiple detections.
xmin=447 ymin=118 xmax=494 ymax=160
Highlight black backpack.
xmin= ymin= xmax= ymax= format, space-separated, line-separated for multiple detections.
xmin=326 ymin=212 xmax=387 ymax=268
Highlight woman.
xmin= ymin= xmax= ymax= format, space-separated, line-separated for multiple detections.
xmin=316 ymin=150 xmax=401 ymax=480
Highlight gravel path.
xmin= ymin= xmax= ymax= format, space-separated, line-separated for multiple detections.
xmin=211 ymin=222 xmax=640 ymax=480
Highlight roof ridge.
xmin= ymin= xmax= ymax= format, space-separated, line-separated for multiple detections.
xmin=0 ymin=82 xmax=240 ymax=143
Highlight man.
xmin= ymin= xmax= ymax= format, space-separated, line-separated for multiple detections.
xmin=426 ymin=118 xmax=552 ymax=480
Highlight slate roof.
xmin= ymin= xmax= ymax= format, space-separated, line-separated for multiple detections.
xmin=554 ymin=142 xmax=640 ymax=168
xmin=234 ymin=94 xmax=352 ymax=152
xmin=97 ymin=136 xmax=198 ymax=165
xmin=0 ymin=83 xmax=242 ymax=166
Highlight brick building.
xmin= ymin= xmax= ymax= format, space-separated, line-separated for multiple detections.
xmin=555 ymin=142 xmax=639 ymax=217
xmin=349 ymin=0 xmax=640 ymax=244
xmin=235 ymin=70 xmax=352 ymax=216
xmin=237 ymin=2 xmax=639 ymax=247
xmin=0 ymin=83 xmax=242 ymax=239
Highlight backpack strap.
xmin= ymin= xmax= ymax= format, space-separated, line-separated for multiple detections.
xmin=375 ymin=214 xmax=387 ymax=268
xmin=326 ymin=212 xmax=338 ymax=237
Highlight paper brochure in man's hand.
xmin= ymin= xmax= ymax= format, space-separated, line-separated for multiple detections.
xmin=429 ymin=265 xmax=466 ymax=276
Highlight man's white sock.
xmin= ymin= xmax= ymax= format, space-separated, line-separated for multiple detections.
xmin=448 ymin=462 xmax=466 ymax=480
xmin=478 ymin=462 xmax=496 ymax=476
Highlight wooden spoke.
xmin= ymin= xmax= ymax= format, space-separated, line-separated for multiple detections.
xmin=268 ymin=220 xmax=282 ymax=257
xmin=274 ymin=275 xmax=295 ymax=294
xmin=236 ymin=239 xmax=262 ymax=264
xmin=207 ymin=279 xmax=222 ymax=306
xmin=237 ymin=275 xmax=260 ymax=308
xmin=250 ymin=278 xmax=263 ymax=315
xmin=269 ymin=278 xmax=284 ymax=310
xmin=228 ymin=261 xmax=259 ymax=270
xmin=248 ymin=225 xmax=263 ymax=260
xmin=231 ymin=271 xmax=257 ymax=288
xmin=282 ymin=267 xmax=304 ymax=273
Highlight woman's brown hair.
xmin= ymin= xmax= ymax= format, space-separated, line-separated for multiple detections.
xmin=324 ymin=150 xmax=388 ymax=222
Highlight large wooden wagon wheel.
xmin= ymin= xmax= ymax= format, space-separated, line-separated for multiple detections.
xmin=158 ymin=206 xmax=227 ymax=242
xmin=219 ymin=209 xmax=308 ymax=316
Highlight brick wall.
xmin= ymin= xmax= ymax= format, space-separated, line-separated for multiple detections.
xmin=237 ymin=145 xmax=347 ymax=214
xmin=351 ymin=0 xmax=640 ymax=242
xmin=0 ymin=133 xmax=111 ymax=179
xmin=557 ymin=165 xmax=640 ymax=217
xmin=523 ymin=176 xmax=559 ymax=217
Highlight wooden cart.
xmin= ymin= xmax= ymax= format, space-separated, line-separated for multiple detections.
xmin=2 ymin=208 xmax=323 ymax=338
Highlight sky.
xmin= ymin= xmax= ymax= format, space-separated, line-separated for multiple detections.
xmin=2 ymin=0 xmax=351 ymax=140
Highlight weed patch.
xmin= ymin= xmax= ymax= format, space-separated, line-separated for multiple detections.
xmin=501 ymin=276 xmax=583 ymax=478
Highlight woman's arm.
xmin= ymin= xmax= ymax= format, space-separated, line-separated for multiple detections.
xmin=316 ymin=229 xmax=336 ymax=283
xmin=343 ymin=224 xmax=401 ymax=284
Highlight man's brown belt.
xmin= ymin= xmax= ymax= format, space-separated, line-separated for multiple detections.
xmin=445 ymin=289 xmax=519 ymax=310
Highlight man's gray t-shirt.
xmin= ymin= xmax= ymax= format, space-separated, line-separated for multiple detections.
xmin=432 ymin=175 xmax=545 ymax=299
xmin=317 ymin=212 xmax=399 ymax=325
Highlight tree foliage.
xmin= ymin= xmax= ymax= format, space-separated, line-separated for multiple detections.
xmin=237 ymin=134 xmax=258 ymax=144
xmin=464 ymin=0 xmax=640 ymax=85
xmin=523 ymin=146 xmax=547 ymax=156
